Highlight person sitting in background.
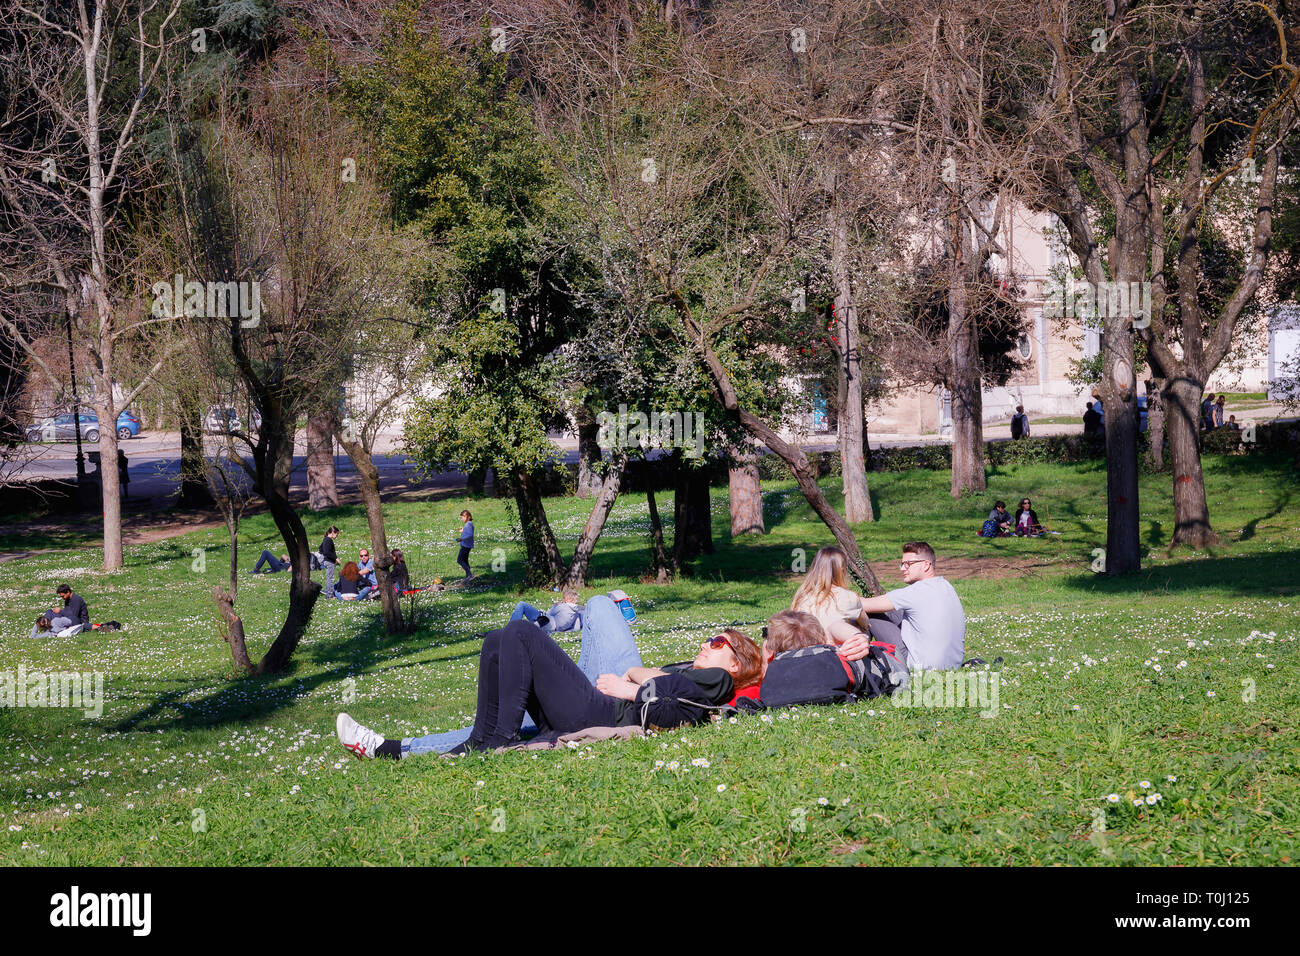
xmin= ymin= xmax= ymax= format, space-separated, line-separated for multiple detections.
xmin=1227 ymin=415 xmax=1241 ymax=431
xmin=335 ymin=562 xmax=371 ymax=601
xmin=1010 ymin=405 xmax=1030 ymax=440
xmin=790 ymin=546 xmax=870 ymax=644
xmin=54 ymin=584 xmax=90 ymax=629
xmin=357 ymin=549 xmax=378 ymax=593
xmin=1013 ymin=497 xmax=1044 ymax=536
xmin=390 ymin=549 xmax=411 ymax=592
xmin=981 ymin=500 xmax=1012 ymax=537
xmin=511 ymin=588 xmax=584 ymax=634
xmin=252 ymin=550 xmax=291 ymax=574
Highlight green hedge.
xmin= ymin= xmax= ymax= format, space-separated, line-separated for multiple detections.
xmin=751 ymin=421 xmax=1296 ymax=480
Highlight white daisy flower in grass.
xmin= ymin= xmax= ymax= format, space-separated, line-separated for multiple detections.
xmin=1166 ymin=775 xmax=1177 ymax=783
xmin=1207 ymin=691 xmax=1216 ymax=698
xmin=1139 ymin=780 xmax=1150 ymax=788
xmin=717 ymin=784 xmax=727 ymax=793
xmin=1071 ymin=705 xmax=1081 ymax=711
xmin=1147 ymin=793 xmax=1161 ymax=805
xmin=1106 ymin=794 xmax=1120 ymax=803
xmin=1133 ymin=799 xmax=1144 ymax=807
xmin=817 ymin=797 xmax=829 ymax=806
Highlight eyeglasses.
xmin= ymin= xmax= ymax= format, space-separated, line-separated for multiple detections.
xmin=899 ymin=559 xmax=928 ymax=568
xmin=706 ymin=635 xmax=734 ymax=652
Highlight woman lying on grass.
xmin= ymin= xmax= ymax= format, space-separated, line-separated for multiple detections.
xmin=337 ymin=607 xmax=763 ymax=759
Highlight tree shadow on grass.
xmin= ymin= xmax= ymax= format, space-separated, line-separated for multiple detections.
xmin=1060 ymin=548 xmax=1300 ymax=598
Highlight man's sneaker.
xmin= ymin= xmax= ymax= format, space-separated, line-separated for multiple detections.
xmin=336 ymin=712 xmax=384 ymax=759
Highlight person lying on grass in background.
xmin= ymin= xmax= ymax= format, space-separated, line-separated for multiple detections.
xmin=30 ymin=612 xmax=74 ymax=639
xmin=790 ymin=546 xmax=873 ymax=644
xmin=1013 ymin=498 xmax=1045 ymax=536
xmin=851 ymin=541 xmax=965 ymax=671
xmin=336 ymin=611 xmax=763 ymax=759
xmin=510 ymin=588 xmax=584 ymax=634
xmin=251 ymin=550 xmax=291 ymax=574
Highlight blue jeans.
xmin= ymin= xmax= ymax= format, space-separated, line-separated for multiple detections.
xmin=510 ymin=602 xmax=542 ymax=624
xmin=401 ymin=595 xmax=643 ymax=755
xmin=323 ymin=561 xmax=337 ymax=598
xmin=253 ymin=550 xmax=287 ymax=573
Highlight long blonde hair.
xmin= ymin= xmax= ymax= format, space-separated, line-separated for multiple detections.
xmin=791 ymin=546 xmax=850 ymax=614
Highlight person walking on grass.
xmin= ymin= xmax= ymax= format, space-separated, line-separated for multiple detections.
xmin=1010 ymin=405 xmax=1030 ymax=440
xmin=457 ymin=510 xmax=474 ymax=580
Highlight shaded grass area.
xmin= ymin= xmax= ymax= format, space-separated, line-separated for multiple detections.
xmin=0 ymin=454 xmax=1297 ymax=865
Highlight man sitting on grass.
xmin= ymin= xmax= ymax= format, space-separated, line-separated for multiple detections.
xmin=841 ymin=542 xmax=965 ymax=671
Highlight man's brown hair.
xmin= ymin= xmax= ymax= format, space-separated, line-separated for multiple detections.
xmin=902 ymin=541 xmax=936 ymax=565
xmin=764 ymin=610 xmax=828 ymax=654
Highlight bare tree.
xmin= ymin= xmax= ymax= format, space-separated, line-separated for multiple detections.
xmin=0 ymin=0 xmax=186 ymax=570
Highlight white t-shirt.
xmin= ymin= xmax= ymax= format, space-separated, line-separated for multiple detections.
xmin=886 ymin=576 xmax=966 ymax=670
xmin=794 ymin=585 xmax=867 ymax=643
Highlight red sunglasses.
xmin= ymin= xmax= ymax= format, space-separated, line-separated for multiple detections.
xmin=705 ymin=635 xmax=734 ymax=651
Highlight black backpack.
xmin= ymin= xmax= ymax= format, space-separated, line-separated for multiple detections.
xmin=758 ymin=644 xmax=899 ymax=709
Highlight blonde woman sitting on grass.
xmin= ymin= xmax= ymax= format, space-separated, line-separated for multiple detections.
xmin=790 ymin=546 xmax=871 ymax=645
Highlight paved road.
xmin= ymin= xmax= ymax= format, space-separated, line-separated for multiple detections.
xmin=1 ymin=422 xmax=1084 ymax=509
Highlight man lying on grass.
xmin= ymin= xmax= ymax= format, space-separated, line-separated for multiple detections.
xmin=337 ymin=601 xmax=763 ymax=759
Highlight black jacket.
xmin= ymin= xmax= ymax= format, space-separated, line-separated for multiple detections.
xmin=390 ymin=559 xmax=410 ymax=591
xmin=62 ymin=593 xmax=90 ymax=628
xmin=615 ymin=665 xmax=734 ymax=730
xmin=319 ymin=536 xmax=337 ymax=564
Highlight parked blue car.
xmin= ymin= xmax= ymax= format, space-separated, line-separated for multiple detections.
xmin=25 ymin=410 xmax=142 ymax=443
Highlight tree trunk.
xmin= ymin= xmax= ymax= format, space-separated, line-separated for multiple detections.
xmin=178 ymin=400 xmax=214 ymax=508
xmin=672 ymin=452 xmax=714 ymax=564
xmin=646 ymin=483 xmax=674 ymax=583
xmin=1101 ymin=323 xmax=1142 ymax=575
xmin=671 ymin=298 xmax=883 ymax=593
xmin=566 ymin=452 xmax=626 ymax=589
xmin=466 ymin=466 xmax=486 ymax=497
xmin=830 ymin=205 xmax=873 ymax=522
xmin=306 ymin=413 xmax=338 ymax=511
xmin=727 ymin=441 xmax=764 ymax=536
xmin=212 ymin=586 xmax=254 ymax=673
xmin=948 ymin=252 xmax=986 ymax=497
xmin=256 ymin=424 xmax=322 ymax=674
xmin=1164 ymin=377 xmax=1217 ymax=548
xmin=227 ymin=514 xmax=239 ymax=600
xmin=338 ymin=431 xmax=406 ymax=634
xmin=576 ymin=416 xmax=603 ymax=498
xmin=1145 ymin=379 xmax=1165 ymax=472
xmin=511 ymin=467 xmax=567 ymax=586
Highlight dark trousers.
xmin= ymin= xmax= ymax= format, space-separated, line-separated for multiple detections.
xmin=457 ymin=545 xmax=472 ymax=578
xmin=867 ymin=610 xmax=909 ymax=666
xmin=468 ymin=621 xmax=618 ymax=750
xmin=253 ymin=550 xmax=287 ymax=573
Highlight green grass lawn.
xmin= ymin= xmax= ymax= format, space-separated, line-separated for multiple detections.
xmin=2 ymin=454 xmax=1297 ymax=865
